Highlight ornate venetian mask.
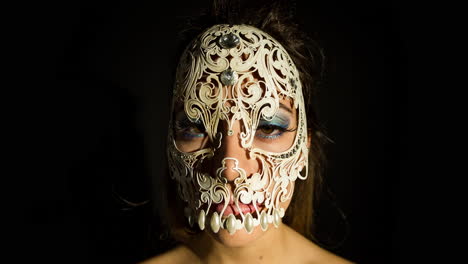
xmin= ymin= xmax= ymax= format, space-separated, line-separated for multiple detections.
xmin=167 ymin=24 xmax=308 ymax=235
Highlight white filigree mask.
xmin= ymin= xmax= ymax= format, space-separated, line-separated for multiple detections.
xmin=167 ymin=24 xmax=309 ymax=235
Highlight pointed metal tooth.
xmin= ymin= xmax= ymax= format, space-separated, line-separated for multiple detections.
xmin=210 ymin=212 xmax=220 ymax=233
xmin=198 ymin=209 xmax=206 ymax=230
xmin=226 ymin=214 xmax=236 ymax=235
xmin=273 ymin=209 xmax=280 ymax=228
xmin=260 ymin=211 xmax=268 ymax=231
xmin=188 ymin=215 xmax=194 ymax=227
xmin=244 ymin=213 xmax=254 ymax=234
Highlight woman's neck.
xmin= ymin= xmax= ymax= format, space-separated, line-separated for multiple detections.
xmin=187 ymin=225 xmax=289 ymax=264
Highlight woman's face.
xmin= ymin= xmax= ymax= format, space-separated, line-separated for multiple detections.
xmin=167 ymin=24 xmax=309 ymax=247
xmin=173 ymin=97 xmax=299 ymax=246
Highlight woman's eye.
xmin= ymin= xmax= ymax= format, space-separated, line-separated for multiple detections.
xmin=255 ymin=124 xmax=287 ymax=139
xmin=182 ymin=125 xmax=206 ymax=138
xmin=174 ymin=119 xmax=206 ymax=139
xmin=259 ymin=125 xmax=277 ymax=135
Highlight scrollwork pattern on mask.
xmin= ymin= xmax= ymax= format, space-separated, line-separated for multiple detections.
xmin=168 ymin=24 xmax=309 ymax=234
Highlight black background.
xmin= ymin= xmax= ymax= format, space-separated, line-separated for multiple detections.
xmin=16 ymin=0 xmax=406 ymax=263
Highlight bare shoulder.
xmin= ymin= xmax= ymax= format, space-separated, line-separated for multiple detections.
xmin=284 ymin=225 xmax=355 ymax=264
xmin=138 ymin=245 xmax=200 ymax=264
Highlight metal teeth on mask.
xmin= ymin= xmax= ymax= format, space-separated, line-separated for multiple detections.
xmin=226 ymin=214 xmax=237 ymax=235
xmin=244 ymin=213 xmax=254 ymax=233
xmin=260 ymin=211 xmax=268 ymax=231
xmin=210 ymin=212 xmax=221 ymax=233
xmin=198 ymin=209 xmax=206 ymax=230
xmin=273 ymin=209 xmax=281 ymax=228
xmin=188 ymin=215 xmax=194 ymax=227
xmin=193 ymin=209 xmax=282 ymax=234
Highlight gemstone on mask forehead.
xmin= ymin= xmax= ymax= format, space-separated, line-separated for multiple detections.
xmin=218 ymin=33 xmax=240 ymax=49
xmin=220 ymin=69 xmax=238 ymax=86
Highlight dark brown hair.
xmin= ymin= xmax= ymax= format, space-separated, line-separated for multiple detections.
xmin=161 ymin=0 xmax=329 ymax=245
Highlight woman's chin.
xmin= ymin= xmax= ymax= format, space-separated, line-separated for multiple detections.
xmin=206 ymin=224 xmax=270 ymax=248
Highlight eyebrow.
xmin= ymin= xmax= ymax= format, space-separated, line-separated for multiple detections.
xmin=279 ymin=103 xmax=293 ymax=114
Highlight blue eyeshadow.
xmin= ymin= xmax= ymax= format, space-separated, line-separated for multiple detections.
xmin=258 ymin=113 xmax=290 ymax=128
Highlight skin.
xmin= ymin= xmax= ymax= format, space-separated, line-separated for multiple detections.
xmin=140 ymin=98 xmax=355 ymax=263
xmin=141 ymin=225 xmax=354 ymax=264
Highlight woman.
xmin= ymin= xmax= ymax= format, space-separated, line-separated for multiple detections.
xmin=142 ymin=0 xmax=353 ymax=263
